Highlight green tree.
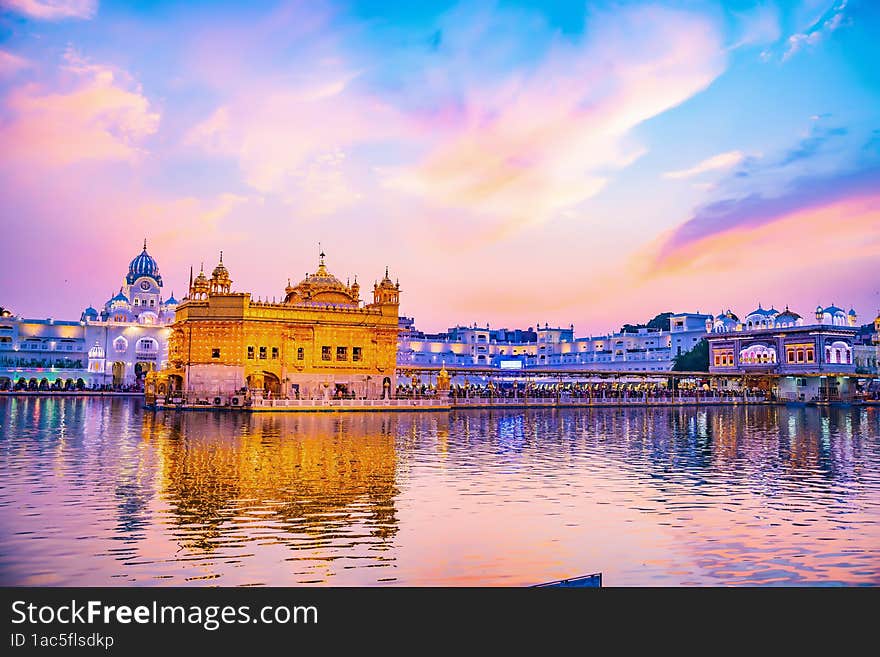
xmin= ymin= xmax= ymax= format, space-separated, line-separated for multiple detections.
xmin=672 ymin=338 xmax=709 ymax=372
xmin=620 ymin=312 xmax=673 ymax=334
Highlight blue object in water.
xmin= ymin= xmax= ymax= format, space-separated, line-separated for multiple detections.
xmin=533 ymin=573 xmax=602 ymax=588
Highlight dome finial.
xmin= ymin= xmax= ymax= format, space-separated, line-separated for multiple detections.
xmin=143 ymin=237 xmax=147 ymax=251
xmin=219 ymin=250 xmax=223 ymax=263
xmin=319 ymin=242 xmax=325 ymax=265
xmin=200 ymin=261 xmax=204 ymax=272
xmin=385 ymin=265 xmax=389 ymax=278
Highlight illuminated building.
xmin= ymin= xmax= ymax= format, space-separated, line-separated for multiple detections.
xmin=151 ymin=251 xmax=399 ymax=401
xmin=0 ymin=241 xmax=175 ymax=390
xmin=81 ymin=240 xmax=176 ymax=387
xmin=706 ymin=304 xmax=865 ymax=401
xmin=853 ymin=311 xmax=880 ymax=375
xmin=397 ymin=313 xmax=710 ymax=373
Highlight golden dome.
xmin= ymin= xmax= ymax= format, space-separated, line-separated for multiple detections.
xmin=376 ymin=266 xmax=398 ymax=290
xmin=211 ymin=251 xmax=230 ymax=281
xmin=193 ymin=266 xmax=209 ymax=287
xmin=284 ymin=251 xmax=358 ymax=305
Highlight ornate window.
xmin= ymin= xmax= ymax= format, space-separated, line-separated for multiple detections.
xmin=113 ymin=337 xmax=128 ymax=353
xmin=352 ymin=347 xmax=362 ymax=362
xmin=297 ymin=347 xmax=304 ymax=361
xmin=247 ymin=346 xmax=254 ymax=360
xmin=739 ymin=344 xmax=776 ymax=364
xmin=322 ymin=346 xmax=331 ymax=361
xmin=211 ymin=348 xmax=220 ymax=359
xmin=259 ymin=346 xmax=267 ymax=360
xmin=136 ymin=338 xmax=158 ymax=352
xmin=271 ymin=347 xmax=279 ymax=359
xmin=336 ymin=346 xmax=347 ymax=361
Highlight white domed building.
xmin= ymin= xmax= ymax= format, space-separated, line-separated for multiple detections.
xmin=709 ymin=309 xmax=740 ymax=333
xmin=707 ymin=301 xmax=864 ymax=402
xmin=815 ymin=305 xmax=857 ymax=327
xmin=774 ymin=306 xmax=803 ymax=328
xmin=80 ymin=240 xmax=177 ymax=388
xmin=743 ymin=304 xmax=779 ymax=330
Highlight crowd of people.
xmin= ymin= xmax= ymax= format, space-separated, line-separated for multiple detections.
xmin=395 ymin=380 xmax=771 ymax=401
xmin=1 ymin=378 xmax=144 ymax=393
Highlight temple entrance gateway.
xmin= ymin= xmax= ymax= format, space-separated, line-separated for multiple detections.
xmin=263 ymin=372 xmax=281 ymax=396
xmin=248 ymin=372 xmax=281 ymax=397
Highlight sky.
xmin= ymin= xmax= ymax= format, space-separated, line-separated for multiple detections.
xmin=0 ymin=0 xmax=878 ymax=334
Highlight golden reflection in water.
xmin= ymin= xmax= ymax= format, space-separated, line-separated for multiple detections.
xmin=141 ymin=412 xmax=401 ymax=556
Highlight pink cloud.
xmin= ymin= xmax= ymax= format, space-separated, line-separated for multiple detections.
xmin=383 ymin=6 xmax=725 ymax=234
xmin=643 ymin=193 xmax=880 ymax=283
xmin=663 ymin=151 xmax=746 ymax=180
xmin=184 ymin=5 xmax=725 ymax=235
xmin=0 ymin=51 xmax=159 ymax=167
xmin=186 ymin=75 xmax=413 ymax=216
xmin=0 ymin=0 xmax=96 ymax=21
xmin=0 ymin=49 xmax=31 ymax=78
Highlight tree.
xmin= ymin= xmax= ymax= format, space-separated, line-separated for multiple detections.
xmin=673 ymin=338 xmax=709 ymax=372
xmin=646 ymin=312 xmax=673 ymax=332
xmin=620 ymin=312 xmax=673 ymax=334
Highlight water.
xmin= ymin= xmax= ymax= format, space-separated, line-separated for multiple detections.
xmin=0 ymin=397 xmax=878 ymax=586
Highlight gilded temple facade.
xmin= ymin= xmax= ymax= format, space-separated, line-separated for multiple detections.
xmin=150 ymin=252 xmax=400 ymax=402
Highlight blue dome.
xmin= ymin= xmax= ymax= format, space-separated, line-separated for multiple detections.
xmin=81 ymin=306 xmax=98 ymax=321
xmin=165 ymin=293 xmax=179 ymax=306
xmin=776 ymin=307 xmax=801 ymax=322
xmin=823 ymin=305 xmax=845 ymax=315
xmin=125 ymin=240 xmax=163 ymax=285
xmin=748 ymin=304 xmax=777 ymax=317
xmin=109 ymin=289 xmax=129 ymax=304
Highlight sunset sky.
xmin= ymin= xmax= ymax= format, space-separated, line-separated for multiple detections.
xmin=1 ymin=0 xmax=878 ymax=333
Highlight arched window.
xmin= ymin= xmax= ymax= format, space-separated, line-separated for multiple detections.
xmin=137 ymin=338 xmax=158 ymax=353
xmin=113 ymin=337 xmax=128 ymax=353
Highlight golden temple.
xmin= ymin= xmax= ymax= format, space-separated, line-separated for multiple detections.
xmin=148 ymin=250 xmax=400 ymax=402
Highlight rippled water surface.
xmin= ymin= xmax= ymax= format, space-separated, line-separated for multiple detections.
xmin=1 ymin=397 xmax=878 ymax=586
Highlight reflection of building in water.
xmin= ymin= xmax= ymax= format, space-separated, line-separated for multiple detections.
xmin=141 ymin=411 xmax=399 ymax=554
